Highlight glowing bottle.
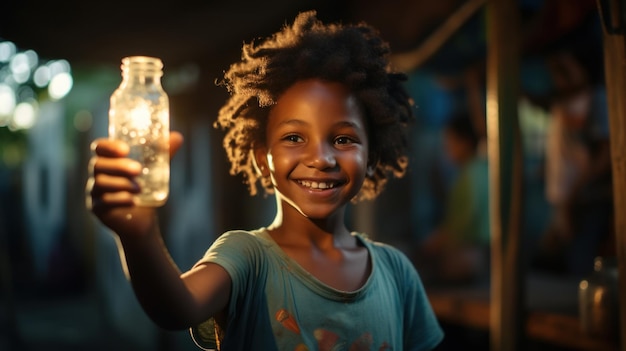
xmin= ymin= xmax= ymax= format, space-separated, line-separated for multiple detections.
xmin=109 ymin=56 xmax=170 ymax=206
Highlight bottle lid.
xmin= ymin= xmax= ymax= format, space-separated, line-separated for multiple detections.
xmin=121 ymin=56 xmax=163 ymax=75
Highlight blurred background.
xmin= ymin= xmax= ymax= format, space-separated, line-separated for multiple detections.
xmin=0 ymin=0 xmax=615 ymax=350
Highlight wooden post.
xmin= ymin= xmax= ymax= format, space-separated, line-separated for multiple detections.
xmin=599 ymin=14 xmax=626 ymax=351
xmin=485 ymin=0 xmax=525 ymax=350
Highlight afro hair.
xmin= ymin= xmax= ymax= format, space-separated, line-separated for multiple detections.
xmin=215 ymin=10 xmax=414 ymax=201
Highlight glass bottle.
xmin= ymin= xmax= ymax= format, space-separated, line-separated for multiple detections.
xmin=578 ymin=256 xmax=619 ymax=341
xmin=109 ymin=56 xmax=170 ymax=206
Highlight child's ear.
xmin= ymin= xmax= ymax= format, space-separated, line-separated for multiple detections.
xmin=366 ymin=163 xmax=375 ymax=177
xmin=253 ymin=147 xmax=270 ymax=177
xmin=366 ymin=154 xmax=378 ymax=177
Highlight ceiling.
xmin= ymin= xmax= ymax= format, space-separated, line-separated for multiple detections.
xmin=0 ymin=0 xmax=605 ymax=102
xmin=1 ymin=0 xmax=473 ymax=69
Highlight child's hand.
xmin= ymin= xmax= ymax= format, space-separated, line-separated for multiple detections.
xmin=86 ymin=132 xmax=184 ymax=238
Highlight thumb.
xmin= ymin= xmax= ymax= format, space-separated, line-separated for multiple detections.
xmin=169 ymin=131 xmax=184 ymax=158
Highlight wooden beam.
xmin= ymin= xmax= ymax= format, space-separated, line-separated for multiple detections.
xmin=390 ymin=0 xmax=487 ymax=72
xmin=485 ymin=0 xmax=525 ymax=350
xmin=599 ymin=11 xmax=626 ymax=351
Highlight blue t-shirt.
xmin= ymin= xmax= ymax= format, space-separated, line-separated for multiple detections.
xmin=190 ymin=228 xmax=443 ymax=350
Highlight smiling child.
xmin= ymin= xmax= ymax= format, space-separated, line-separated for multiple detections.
xmin=87 ymin=10 xmax=443 ymax=350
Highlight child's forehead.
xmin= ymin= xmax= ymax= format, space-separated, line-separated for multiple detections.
xmin=271 ymin=80 xmax=353 ymax=108
xmin=267 ymin=80 xmax=367 ymax=127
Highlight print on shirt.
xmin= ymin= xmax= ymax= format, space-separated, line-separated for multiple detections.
xmin=276 ymin=308 xmax=301 ymax=334
xmin=275 ymin=308 xmax=391 ymax=351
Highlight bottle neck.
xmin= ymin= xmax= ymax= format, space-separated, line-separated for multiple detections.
xmin=123 ymin=73 xmax=161 ymax=86
xmin=120 ymin=56 xmax=163 ymax=87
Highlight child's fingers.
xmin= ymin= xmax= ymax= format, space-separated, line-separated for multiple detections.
xmin=90 ymin=156 xmax=142 ymax=177
xmin=169 ymin=131 xmax=184 ymax=158
xmin=86 ymin=172 xmax=139 ymax=208
xmin=100 ymin=191 xmax=136 ymax=205
xmin=91 ymin=132 xmax=183 ymax=159
xmin=91 ymin=174 xmax=140 ymax=195
xmin=91 ymin=138 xmax=130 ymax=157
xmin=89 ymin=191 xmax=136 ymax=214
xmin=86 ymin=132 xmax=181 ymax=215
xmin=86 ymin=153 xmax=141 ymax=212
xmin=85 ymin=176 xmax=135 ymax=212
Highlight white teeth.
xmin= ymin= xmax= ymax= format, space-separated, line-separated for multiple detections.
xmin=298 ymin=180 xmax=336 ymax=189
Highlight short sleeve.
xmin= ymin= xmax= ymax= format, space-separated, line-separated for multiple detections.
xmin=190 ymin=230 xmax=270 ymax=350
xmin=402 ymin=256 xmax=445 ymax=350
xmin=371 ymin=242 xmax=444 ymax=350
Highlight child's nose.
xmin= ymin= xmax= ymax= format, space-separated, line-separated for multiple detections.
xmin=304 ymin=142 xmax=336 ymax=169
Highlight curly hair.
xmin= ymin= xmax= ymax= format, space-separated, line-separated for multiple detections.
xmin=215 ymin=10 xmax=413 ymax=201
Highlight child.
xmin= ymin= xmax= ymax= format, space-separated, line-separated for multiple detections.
xmin=87 ymin=10 xmax=443 ymax=350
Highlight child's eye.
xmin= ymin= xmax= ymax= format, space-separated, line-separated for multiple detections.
xmin=335 ymin=136 xmax=357 ymax=145
xmin=283 ymin=134 xmax=304 ymax=143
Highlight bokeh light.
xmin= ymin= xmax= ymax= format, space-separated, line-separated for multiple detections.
xmin=0 ymin=41 xmax=16 ymax=62
xmin=10 ymin=52 xmax=31 ymax=84
xmin=33 ymin=65 xmax=51 ymax=87
xmin=0 ymin=40 xmax=73 ymax=130
xmin=48 ymin=72 xmax=73 ymax=100
xmin=0 ymin=83 xmax=16 ymax=123
xmin=48 ymin=59 xmax=71 ymax=76
xmin=12 ymin=99 xmax=38 ymax=130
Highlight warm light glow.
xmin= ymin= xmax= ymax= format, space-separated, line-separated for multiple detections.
xmin=579 ymin=280 xmax=588 ymax=290
xmin=129 ymin=104 xmax=152 ymax=131
xmin=12 ymin=101 xmax=37 ymax=130
xmin=48 ymin=72 xmax=73 ymax=100
xmin=0 ymin=84 xmax=16 ymax=123
xmin=592 ymin=288 xmax=606 ymax=304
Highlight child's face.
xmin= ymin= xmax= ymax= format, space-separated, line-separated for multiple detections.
xmin=258 ymin=79 xmax=369 ymax=220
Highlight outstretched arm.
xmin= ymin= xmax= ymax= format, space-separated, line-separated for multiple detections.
xmin=87 ymin=133 xmax=231 ymax=330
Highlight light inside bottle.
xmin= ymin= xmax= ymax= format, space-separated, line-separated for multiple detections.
xmin=129 ymin=103 xmax=152 ymax=132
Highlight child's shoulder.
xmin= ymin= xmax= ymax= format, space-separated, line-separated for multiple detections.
xmin=219 ymin=228 xmax=265 ymax=238
xmin=212 ymin=228 xmax=273 ymax=250
xmin=355 ymin=233 xmax=422 ymax=287
xmin=354 ymin=233 xmax=412 ymax=266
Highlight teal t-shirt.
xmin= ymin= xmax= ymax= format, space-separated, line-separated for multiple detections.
xmin=190 ymin=228 xmax=443 ymax=350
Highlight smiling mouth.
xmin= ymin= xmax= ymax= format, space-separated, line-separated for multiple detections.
xmin=297 ymin=180 xmax=339 ymax=190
